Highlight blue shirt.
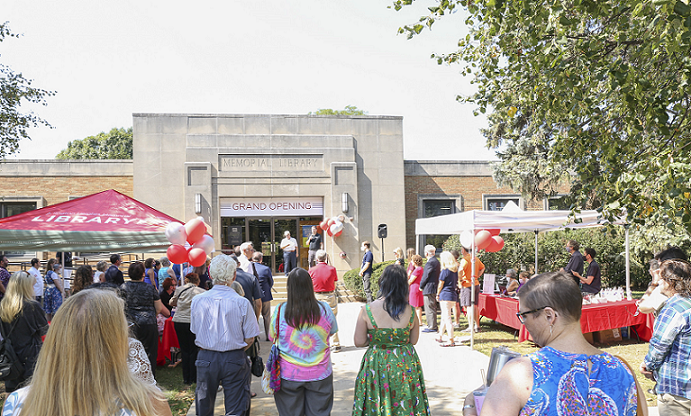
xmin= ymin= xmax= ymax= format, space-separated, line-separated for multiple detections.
xmin=361 ymin=251 xmax=373 ymax=274
xmin=644 ymin=294 xmax=691 ymax=399
xmin=191 ymin=284 xmax=260 ymax=352
xmin=523 ymin=347 xmax=637 ymax=415
xmin=438 ymin=268 xmax=458 ymax=302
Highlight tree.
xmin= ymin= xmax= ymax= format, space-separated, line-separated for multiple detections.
xmin=394 ymin=0 xmax=691 ymax=231
xmin=0 ymin=23 xmax=55 ymax=158
xmin=308 ymin=105 xmax=368 ymax=115
xmin=56 ymin=127 xmax=133 ymax=159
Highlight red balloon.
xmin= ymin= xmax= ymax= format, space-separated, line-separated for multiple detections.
xmin=485 ymin=238 xmax=501 ymax=253
xmin=327 ymin=227 xmax=333 ymax=237
xmin=492 ymin=236 xmax=505 ymax=251
xmin=185 ymin=218 xmax=206 ymax=245
xmin=167 ymin=244 xmax=188 ymax=265
xmin=334 ymin=229 xmax=343 ymax=237
xmin=319 ymin=221 xmax=328 ymax=231
xmin=487 ymin=229 xmax=501 ymax=236
xmin=327 ymin=218 xmax=335 ymax=227
xmin=475 ymin=230 xmax=492 ymax=250
xmin=188 ymin=247 xmax=207 ymax=267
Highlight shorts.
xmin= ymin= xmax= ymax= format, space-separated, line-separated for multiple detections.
xmin=460 ymin=285 xmax=480 ymax=307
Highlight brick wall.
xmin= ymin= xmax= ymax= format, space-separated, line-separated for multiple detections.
xmin=404 ymin=175 xmax=549 ymax=249
xmin=1 ymin=176 xmax=133 ymax=207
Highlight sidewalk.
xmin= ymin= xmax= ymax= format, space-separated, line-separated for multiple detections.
xmin=186 ymin=302 xmax=489 ymax=415
xmin=185 ymin=303 xmax=658 ymax=415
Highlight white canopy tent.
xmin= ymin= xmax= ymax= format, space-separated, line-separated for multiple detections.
xmin=415 ymin=205 xmax=629 ymax=348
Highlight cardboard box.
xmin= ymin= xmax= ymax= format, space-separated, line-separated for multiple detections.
xmin=583 ymin=332 xmax=595 ymax=345
xmin=594 ymin=328 xmax=623 ymax=344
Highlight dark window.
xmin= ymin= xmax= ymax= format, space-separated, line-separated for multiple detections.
xmin=485 ymin=198 xmax=520 ymax=211
xmin=1 ymin=202 xmax=37 ymax=257
xmin=422 ymin=199 xmax=454 ymax=252
xmin=547 ymin=196 xmax=571 ymax=211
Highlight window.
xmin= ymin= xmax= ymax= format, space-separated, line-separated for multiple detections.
xmin=1 ymin=201 xmax=38 ymax=257
xmin=483 ymin=195 xmax=523 ymax=211
xmin=419 ymin=197 xmax=460 ymax=253
xmin=545 ymin=195 xmax=571 ymax=211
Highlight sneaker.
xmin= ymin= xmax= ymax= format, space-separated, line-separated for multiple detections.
xmin=453 ymin=322 xmax=459 ymax=328
xmin=332 ymin=346 xmax=342 ymax=353
xmin=421 ymin=327 xmax=437 ymax=333
xmin=461 ymin=326 xmax=473 ymax=333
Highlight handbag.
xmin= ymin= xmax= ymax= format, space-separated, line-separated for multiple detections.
xmin=0 ymin=318 xmax=24 ymax=381
xmin=262 ymin=304 xmax=283 ymax=394
xmin=250 ymin=339 xmax=264 ymax=377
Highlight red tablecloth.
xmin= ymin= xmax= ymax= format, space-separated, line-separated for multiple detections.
xmin=478 ymin=294 xmax=654 ymax=343
xmin=157 ymin=317 xmax=179 ymax=366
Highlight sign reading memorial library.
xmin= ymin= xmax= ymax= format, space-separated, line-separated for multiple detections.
xmin=220 ymin=154 xmax=323 ymax=172
xmin=220 ymin=197 xmax=324 ymax=217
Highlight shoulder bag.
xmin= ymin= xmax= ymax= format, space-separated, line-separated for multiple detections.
xmin=261 ymin=303 xmax=283 ymax=394
xmin=0 ymin=317 xmax=24 ymax=381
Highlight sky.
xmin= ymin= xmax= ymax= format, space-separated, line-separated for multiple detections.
xmin=3 ymin=0 xmax=496 ymax=161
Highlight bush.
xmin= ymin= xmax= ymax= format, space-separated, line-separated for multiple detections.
xmin=343 ymin=260 xmax=427 ymax=300
xmin=442 ymin=227 xmax=648 ymax=289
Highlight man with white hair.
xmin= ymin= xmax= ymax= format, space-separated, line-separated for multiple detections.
xmin=191 ymin=254 xmax=260 ymax=416
xmin=309 ymin=249 xmax=341 ymax=352
xmin=419 ymin=245 xmax=440 ymax=333
xmin=238 ymin=241 xmax=254 ymax=273
xmin=280 ymin=230 xmax=298 ymax=274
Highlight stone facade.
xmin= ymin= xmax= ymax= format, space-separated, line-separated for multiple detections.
xmin=132 ymin=113 xmax=407 ymax=275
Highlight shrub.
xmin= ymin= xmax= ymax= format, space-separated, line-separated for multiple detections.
xmin=343 ymin=259 xmax=427 ymax=300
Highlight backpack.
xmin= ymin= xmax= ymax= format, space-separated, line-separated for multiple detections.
xmin=0 ymin=318 xmax=24 ymax=380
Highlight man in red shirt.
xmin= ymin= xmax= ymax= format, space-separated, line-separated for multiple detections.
xmin=308 ymin=249 xmax=341 ymax=352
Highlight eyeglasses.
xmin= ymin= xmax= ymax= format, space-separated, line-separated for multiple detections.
xmin=516 ymin=306 xmax=550 ymax=324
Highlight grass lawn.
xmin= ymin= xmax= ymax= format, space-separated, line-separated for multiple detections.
xmin=156 ymin=364 xmax=196 ymax=416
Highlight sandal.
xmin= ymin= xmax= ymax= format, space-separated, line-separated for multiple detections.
xmin=441 ymin=342 xmax=456 ymax=347
xmin=435 ymin=337 xmax=444 ymax=343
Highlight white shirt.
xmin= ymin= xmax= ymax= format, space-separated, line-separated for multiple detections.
xmin=93 ymin=271 xmax=103 ymax=283
xmin=281 ymin=237 xmax=298 ymax=252
xmin=191 ymin=285 xmax=260 ymax=352
xmin=28 ymin=267 xmax=42 ymax=297
xmin=238 ymin=254 xmax=252 ymax=273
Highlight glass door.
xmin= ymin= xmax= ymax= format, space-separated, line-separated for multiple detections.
xmin=248 ymin=218 xmax=273 ymax=270
xmin=274 ymin=218 xmax=298 ymax=274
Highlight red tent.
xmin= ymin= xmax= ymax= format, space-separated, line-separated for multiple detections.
xmin=0 ymin=190 xmax=181 ymax=251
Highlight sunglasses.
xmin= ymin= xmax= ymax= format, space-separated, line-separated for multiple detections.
xmin=516 ymin=306 xmax=550 ymax=324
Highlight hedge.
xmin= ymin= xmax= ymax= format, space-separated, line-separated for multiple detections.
xmin=343 ymin=259 xmax=428 ymax=301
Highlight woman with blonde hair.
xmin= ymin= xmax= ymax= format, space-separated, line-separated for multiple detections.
xmin=0 ymin=271 xmax=48 ymax=392
xmin=436 ymin=251 xmax=459 ymax=347
xmin=393 ymin=247 xmax=405 ymax=267
xmin=2 ymin=289 xmax=172 ymax=416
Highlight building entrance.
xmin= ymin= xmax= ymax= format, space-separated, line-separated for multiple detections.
xmin=222 ymin=216 xmax=322 ymax=274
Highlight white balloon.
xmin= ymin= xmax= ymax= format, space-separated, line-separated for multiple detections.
xmin=330 ymin=222 xmax=344 ymax=234
xmin=165 ymin=222 xmax=187 ymax=245
xmin=193 ymin=234 xmax=216 ymax=255
xmin=460 ymin=230 xmax=473 ymax=248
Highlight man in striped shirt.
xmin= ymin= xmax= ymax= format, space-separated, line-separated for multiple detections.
xmin=191 ymin=254 xmax=260 ymax=416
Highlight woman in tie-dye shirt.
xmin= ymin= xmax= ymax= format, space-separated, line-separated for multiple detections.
xmin=269 ymin=268 xmax=338 ymax=416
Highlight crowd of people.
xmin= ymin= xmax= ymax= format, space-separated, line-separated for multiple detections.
xmin=1 ymin=236 xmax=690 ymax=416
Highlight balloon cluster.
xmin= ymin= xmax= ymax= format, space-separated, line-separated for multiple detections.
xmin=319 ymin=215 xmax=345 ymax=238
xmin=165 ymin=217 xmax=214 ymax=267
xmin=459 ymin=229 xmax=505 ymax=253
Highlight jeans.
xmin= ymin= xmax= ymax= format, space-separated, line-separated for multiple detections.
xmin=283 ymin=251 xmax=297 ymax=274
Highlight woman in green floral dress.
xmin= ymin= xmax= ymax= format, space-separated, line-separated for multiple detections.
xmin=353 ymin=264 xmax=431 ymax=416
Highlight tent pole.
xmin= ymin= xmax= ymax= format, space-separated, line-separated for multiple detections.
xmin=470 ymin=228 xmax=476 ymax=350
xmin=534 ymin=230 xmax=538 ymax=274
xmin=625 ymin=225 xmax=631 ymax=300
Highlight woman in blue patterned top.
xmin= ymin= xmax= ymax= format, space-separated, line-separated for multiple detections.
xmin=463 ymin=271 xmax=644 ymax=416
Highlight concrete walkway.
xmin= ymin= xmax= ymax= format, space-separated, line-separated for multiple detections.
xmin=187 ymin=302 xmax=489 ymax=415
xmin=185 ymin=302 xmax=658 ymax=415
